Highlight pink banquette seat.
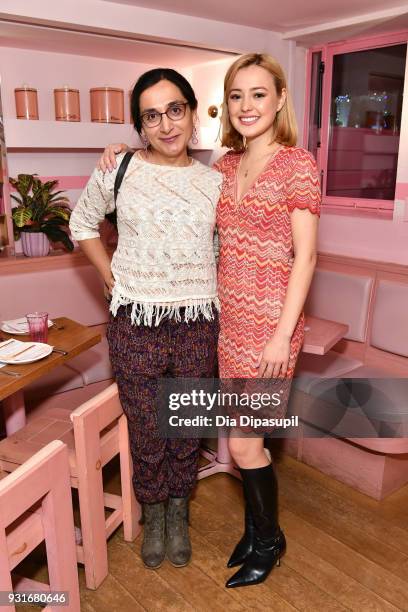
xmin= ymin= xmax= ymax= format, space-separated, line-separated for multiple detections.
xmin=290 ymin=267 xmax=408 ymax=499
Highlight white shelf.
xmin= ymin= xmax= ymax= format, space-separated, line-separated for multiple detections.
xmin=4 ymin=119 xmax=215 ymax=151
xmin=5 ymin=119 xmax=140 ymax=150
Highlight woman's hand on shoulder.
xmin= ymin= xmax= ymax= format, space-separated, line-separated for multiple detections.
xmin=98 ymin=143 xmax=130 ymax=173
xmin=257 ymin=332 xmax=291 ymax=378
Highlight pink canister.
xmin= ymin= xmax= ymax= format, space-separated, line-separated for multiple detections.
xmin=14 ymin=87 xmax=39 ymax=120
xmin=90 ymin=87 xmax=124 ymax=123
xmin=54 ymin=87 xmax=80 ymax=121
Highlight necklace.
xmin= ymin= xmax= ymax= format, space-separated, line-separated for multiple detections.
xmin=241 ymin=143 xmax=280 ymax=178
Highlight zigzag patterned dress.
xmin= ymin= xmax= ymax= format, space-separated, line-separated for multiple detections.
xmin=215 ymin=146 xmax=321 ymax=381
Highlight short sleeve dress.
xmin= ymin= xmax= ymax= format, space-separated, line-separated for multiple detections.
xmin=215 ymin=146 xmax=321 ymax=383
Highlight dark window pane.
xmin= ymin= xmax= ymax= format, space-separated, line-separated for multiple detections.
xmin=307 ymin=51 xmax=322 ymax=160
xmin=327 ymin=44 xmax=406 ymax=201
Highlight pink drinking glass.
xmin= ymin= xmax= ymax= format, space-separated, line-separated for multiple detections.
xmin=26 ymin=312 xmax=49 ymax=343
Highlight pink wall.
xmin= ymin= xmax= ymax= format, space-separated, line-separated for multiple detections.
xmin=191 ymin=58 xmax=232 ymax=165
xmin=317 ymin=213 xmax=408 ymax=264
xmin=290 ymin=43 xmax=307 ymax=146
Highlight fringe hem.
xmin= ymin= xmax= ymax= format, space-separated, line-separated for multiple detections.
xmin=110 ymin=296 xmax=220 ymax=326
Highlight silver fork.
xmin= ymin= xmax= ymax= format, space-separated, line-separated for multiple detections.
xmin=52 ymin=347 xmax=68 ymax=355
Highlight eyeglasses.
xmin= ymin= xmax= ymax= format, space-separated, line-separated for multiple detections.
xmin=140 ymin=102 xmax=189 ymax=128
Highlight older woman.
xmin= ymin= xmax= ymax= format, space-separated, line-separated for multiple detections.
xmin=69 ymin=68 xmax=221 ymax=570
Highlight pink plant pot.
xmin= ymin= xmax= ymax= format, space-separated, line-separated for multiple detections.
xmin=21 ymin=232 xmax=50 ymax=257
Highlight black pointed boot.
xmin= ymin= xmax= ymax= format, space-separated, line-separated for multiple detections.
xmin=227 ymin=434 xmax=272 ymax=568
xmin=227 ymin=502 xmax=255 ymax=568
xmin=226 ymin=463 xmax=286 ymax=588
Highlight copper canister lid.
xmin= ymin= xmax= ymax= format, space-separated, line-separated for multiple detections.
xmin=90 ymin=87 xmax=124 ymax=92
xmin=15 ymin=87 xmax=37 ymax=92
xmin=54 ymin=87 xmax=80 ymax=93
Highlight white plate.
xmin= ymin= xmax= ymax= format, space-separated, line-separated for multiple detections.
xmin=0 ymin=341 xmax=53 ymax=365
xmin=0 ymin=318 xmax=54 ymax=335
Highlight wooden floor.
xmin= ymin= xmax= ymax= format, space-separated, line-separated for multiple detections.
xmin=15 ymin=452 xmax=408 ymax=611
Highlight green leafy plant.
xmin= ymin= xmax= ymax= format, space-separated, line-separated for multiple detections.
xmin=10 ymin=174 xmax=74 ymax=251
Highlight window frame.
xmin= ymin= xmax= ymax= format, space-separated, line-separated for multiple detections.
xmin=305 ymin=31 xmax=408 ymax=217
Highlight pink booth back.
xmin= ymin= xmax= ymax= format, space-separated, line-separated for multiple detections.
xmin=1 ymin=263 xmax=109 ymax=327
xmin=370 ymin=280 xmax=408 ymax=358
xmin=304 ymin=268 xmax=373 ymax=342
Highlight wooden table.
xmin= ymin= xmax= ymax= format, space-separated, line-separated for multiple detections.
xmin=303 ymin=315 xmax=349 ymax=355
xmin=0 ymin=317 xmax=101 ymax=435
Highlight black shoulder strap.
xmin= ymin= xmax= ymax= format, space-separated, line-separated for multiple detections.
xmin=114 ymin=151 xmax=134 ymax=203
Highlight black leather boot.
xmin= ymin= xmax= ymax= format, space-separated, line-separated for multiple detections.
xmin=226 ymin=463 xmax=286 ymax=588
xmin=227 ymin=437 xmax=272 ymax=568
xmin=227 ymin=502 xmax=255 ymax=568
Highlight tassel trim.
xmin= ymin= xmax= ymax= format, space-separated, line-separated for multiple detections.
xmin=110 ymin=295 xmax=220 ymax=326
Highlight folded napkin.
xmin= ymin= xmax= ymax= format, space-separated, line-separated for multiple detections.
xmin=0 ymin=339 xmax=51 ymax=362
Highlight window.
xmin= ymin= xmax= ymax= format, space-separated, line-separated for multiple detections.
xmin=307 ymin=50 xmax=323 ymax=163
xmin=307 ymin=34 xmax=407 ymax=214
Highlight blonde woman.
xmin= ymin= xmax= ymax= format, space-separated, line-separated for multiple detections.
xmin=98 ymin=53 xmax=320 ymax=589
xmin=213 ymin=53 xmax=320 ymax=588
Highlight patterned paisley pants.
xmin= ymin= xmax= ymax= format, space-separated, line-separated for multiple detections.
xmin=107 ymin=306 xmax=219 ymax=504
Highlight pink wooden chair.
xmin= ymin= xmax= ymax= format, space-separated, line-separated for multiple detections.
xmin=0 ymin=440 xmax=80 ymax=612
xmin=0 ymin=383 xmax=142 ymax=590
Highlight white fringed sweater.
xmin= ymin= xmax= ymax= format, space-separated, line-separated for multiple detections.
xmin=69 ymin=152 xmax=222 ymax=326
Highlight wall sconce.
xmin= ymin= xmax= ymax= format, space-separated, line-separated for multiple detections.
xmin=208 ymin=105 xmax=219 ymax=119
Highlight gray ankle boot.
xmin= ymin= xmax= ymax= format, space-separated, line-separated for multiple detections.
xmin=166 ymin=497 xmax=192 ymax=567
xmin=141 ymin=502 xmax=165 ymax=569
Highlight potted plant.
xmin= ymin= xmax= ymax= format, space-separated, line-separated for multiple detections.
xmin=10 ymin=173 xmax=74 ymax=256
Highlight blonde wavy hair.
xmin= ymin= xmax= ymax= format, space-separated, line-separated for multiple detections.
xmin=221 ymin=53 xmax=297 ymax=151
